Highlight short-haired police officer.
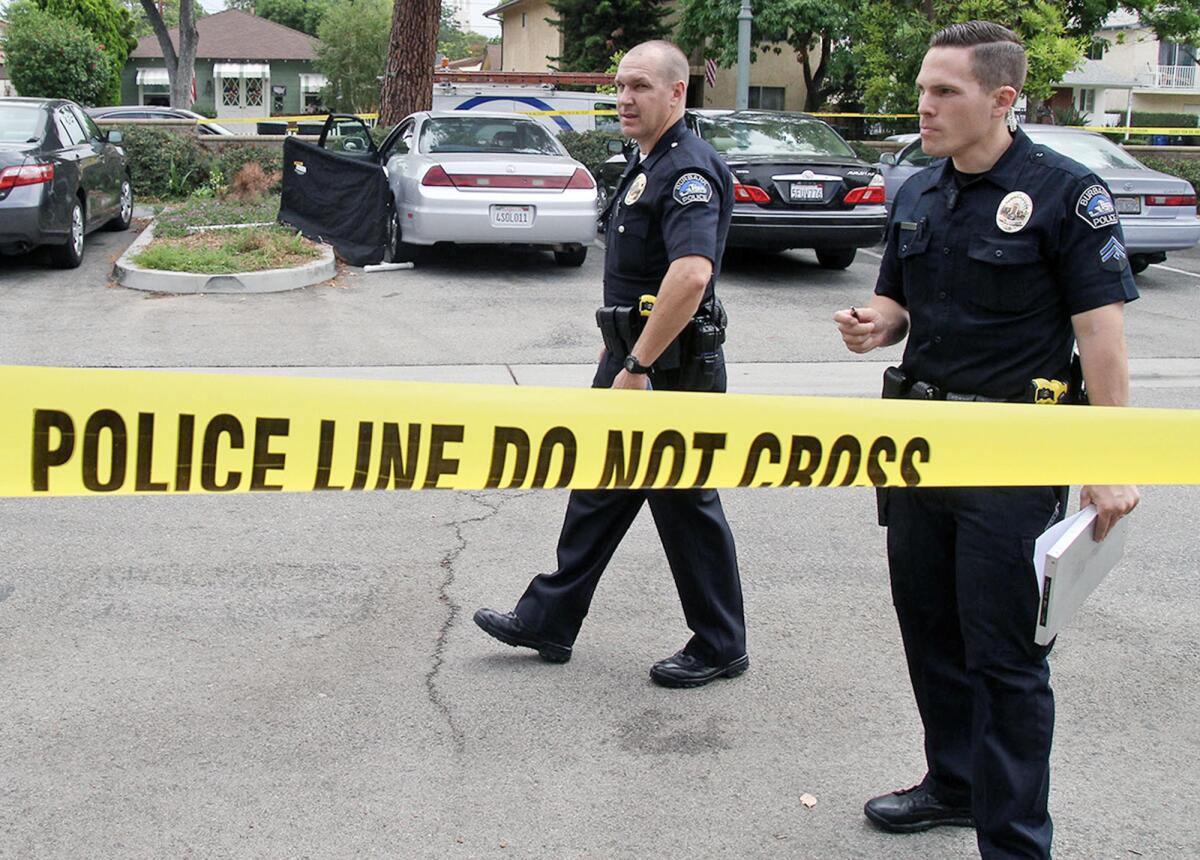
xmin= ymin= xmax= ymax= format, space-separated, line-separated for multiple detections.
xmin=474 ymin=40 xmax=749 ymax=688
xmin=834 ymin=21 xmax=1139 ymax=859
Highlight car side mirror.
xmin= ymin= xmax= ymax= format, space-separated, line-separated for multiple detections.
xmin=607 ymin=138 xmax=625 ymax=154
xmin=878 ymin=152 xmax=896 ymax=165
xmin=106 ymin=129 xmax=124 ymax=145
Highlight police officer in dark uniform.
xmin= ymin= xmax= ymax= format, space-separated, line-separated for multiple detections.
xmin=474 ymin=40 xmax=748 ymax=689
xmin=834 ymin=22 xmax=1139 ymax=859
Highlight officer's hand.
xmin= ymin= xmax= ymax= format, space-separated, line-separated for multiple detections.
xmin=834 ymin=307 xmax=885 ymax=354
xmin=1079 ymin=484 xmax=1140 ymax=542
xmin=612 ymin=369 xmax=650 ymax=390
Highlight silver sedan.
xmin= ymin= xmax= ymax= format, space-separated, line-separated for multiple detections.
xmin=877 ymin=126 xmax=1200 ymax=273
xmin=384 ymin=112 xmax=598 ymax=265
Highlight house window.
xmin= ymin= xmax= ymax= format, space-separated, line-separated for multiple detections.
xmin=245 ymin=77 xmax=264 ymax=108
xmin=1088 ymin=40 xmax=1106 ymax=61
xmin=748 ymin=86 xmax=785 ymax=110
xmin=1076 ymin=88 xmax=1095 ymax=114
xmin=223 ymin=77 xmax=242 ymax=107
xmin=521 ymin=12 xmax=527 ymax=27
xmin=1159 ymin=41 xmax=1198 ymax=66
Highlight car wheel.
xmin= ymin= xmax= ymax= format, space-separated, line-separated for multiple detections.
xmin=554 ymin=245 xmax=588 ymax=267
xmin=1130 ymin=255 xmax=1151 ymax=274
xmin=105 ymin=178 xmax=133 ymax=231
xmin=386 ymin=208 xmax=418 ymax=264
xmin=816 ymin=248 xmax=856 ymax=270
xmin=50 ymin=199 xmax=85 ymax=269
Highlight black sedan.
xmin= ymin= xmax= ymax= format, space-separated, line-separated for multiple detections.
xmin=1 ymin=97 xmax=133 ymax=268
xmin=599 ymin=110 xmax=887 ymax=269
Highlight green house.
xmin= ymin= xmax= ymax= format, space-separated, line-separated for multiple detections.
xmin=123 ymin=10 xmax=325 ymax=124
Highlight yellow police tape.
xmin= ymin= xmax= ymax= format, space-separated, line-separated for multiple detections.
xmin=3 ymin=366 xmax=1197 ymax=497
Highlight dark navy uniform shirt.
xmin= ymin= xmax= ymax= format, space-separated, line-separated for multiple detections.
xmin=604 ymin=118 xmax=734 ymax=307
xmin=876 ymin=127 xmax=1138 ymax=399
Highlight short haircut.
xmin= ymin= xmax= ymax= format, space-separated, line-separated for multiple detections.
xmin=629 ymin=40 xmax=690 ymax=88
xmin=929 ymin=20 xmax=1027 ymax=93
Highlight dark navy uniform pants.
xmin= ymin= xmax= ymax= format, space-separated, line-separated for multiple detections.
xmin=885 ymin=485 xmax=1060 ymax=860
xmin=513 ymin=350 xmax=746 ymax=664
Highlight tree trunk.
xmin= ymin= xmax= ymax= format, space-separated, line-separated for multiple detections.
xmin=139 ymin=0 xmax=198 ymax=109
xmin=803 ymin=34 xmax=830 ymax=112
xmin=379 ymin=0 xmax=440 ymax=126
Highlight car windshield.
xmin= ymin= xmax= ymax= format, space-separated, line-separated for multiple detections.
xmin=693 ymin=114 xmax=856 ymax=158
xmin=0 ymin=105 xmax=45 ymax=143
xmin=1024 ymin=130 xmax=1145 ymax=171
xmin=419 ymin=117 xmax=562 ymax=155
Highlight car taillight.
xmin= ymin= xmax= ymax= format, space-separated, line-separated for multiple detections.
xmin=844 ymin=186 xmax=886 ymax=205
xmin=734 ymin=183 xmax=770 ymax=203
xmin=0 ymin=163 xmax=54 ymax=192
xmin=566 ymin=167 xmax=594 ymax=189
xmin=1146 ymin=194 xmax=1197 ymax=207
xmin=421 ymin=165 xmax=455 ymax=187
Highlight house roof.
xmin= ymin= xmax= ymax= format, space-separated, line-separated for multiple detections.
xmin=1058 ymin=58 xmax=1144 ymax=89
xmin=130 ymin=10 xmax=317 ymax=61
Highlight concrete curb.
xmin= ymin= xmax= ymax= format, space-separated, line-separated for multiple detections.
xmin=113 ymin=222 xmax=336 ymax=294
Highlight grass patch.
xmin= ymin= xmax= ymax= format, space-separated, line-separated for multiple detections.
xmin=133 ymin=225 xmax=321 ymax=274
xmin=154 ymin=195 xmax=280 ymax=239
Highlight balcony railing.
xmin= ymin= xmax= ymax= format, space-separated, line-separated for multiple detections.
xmin=1155 ymin=64 xmax=1197 ymax=88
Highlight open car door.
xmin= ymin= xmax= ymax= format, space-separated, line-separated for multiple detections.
xmin=278 ymin=114 xmax=392 ymax=266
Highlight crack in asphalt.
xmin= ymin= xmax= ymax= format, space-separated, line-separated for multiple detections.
xmin=425 ymin=491 xmax=513 ymax=754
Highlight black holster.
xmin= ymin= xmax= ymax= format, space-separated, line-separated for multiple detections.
xmin=595 ymin=295 xmax=727 ymax=386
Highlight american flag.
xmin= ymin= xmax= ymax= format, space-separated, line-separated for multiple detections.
xmin=704 ymin=58 xmax=717 ymax=88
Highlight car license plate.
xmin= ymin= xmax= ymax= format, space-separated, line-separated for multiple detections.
xmin=491 ymin=205 xmax=534 ymax=227
xmin=1115 ymin=196 xmax=1141 ymax=214
xmin=790 ymin=182 xmax=824 ymax=201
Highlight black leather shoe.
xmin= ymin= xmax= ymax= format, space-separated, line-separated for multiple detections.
xmin=473 ymin=608 xmax=572 ymax=663
xmin=863 ymin=782 xmax=974 ymax=833
xmin=648 ymin=650 xmax=749 ymax=688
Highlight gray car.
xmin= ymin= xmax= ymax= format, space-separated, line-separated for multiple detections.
xmin=85 ymin=105 xmax=235 ymax=136
xmin=1 ymin=97 xmax=132 ymax=268
xmin=877 ymin=126 xmax=1200 ymax=273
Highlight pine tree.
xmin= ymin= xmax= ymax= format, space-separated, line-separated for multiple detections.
xmin=548 ymin=0 xmax=669 ymax=73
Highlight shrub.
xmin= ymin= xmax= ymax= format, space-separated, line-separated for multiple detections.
xmin=559 ymin=129 xmax=621 ymax=173
xmin=2 ymin=3 xmax=115 ymax=106
xmin=214 ymin=145 xmax=284 ymax=193
xmin=1130 ymin=112 xmax=1199 ymax=129
xmin=227 ymin=162 xmax=279 ymax=201
xmin=117 ymin=125 xmax=212 ymax=199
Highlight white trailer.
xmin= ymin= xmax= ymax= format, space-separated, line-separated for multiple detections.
xmin=430 ymin=72 xmax=618 ymax=135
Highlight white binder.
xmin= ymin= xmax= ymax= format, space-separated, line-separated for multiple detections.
xmin=1033 ymin=505 xmax=1130 ymax=645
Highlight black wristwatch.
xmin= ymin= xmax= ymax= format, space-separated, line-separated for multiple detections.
xmin=623 ymin=354 xmax=652 ymax=375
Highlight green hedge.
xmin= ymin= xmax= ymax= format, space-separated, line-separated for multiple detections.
xmin=114 ymin=126 xmax=282 ymax=199
xmin=1130 ymin=112 xmax=1199 ymax=129
xmin=559 ymin=129 xmax=622 ymax=173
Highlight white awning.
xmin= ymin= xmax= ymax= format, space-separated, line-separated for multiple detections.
xmin=136 ymin=68 xmax=170 ymax=86
xmin=299 ymin=73 xmax=328 ymax=92
xmin=213 ymin=63 xmax=271 ymax=78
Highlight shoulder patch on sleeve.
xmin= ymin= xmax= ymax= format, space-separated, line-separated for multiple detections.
xmin=1076 ymin=183 xmax=1119 ymax=230
xmin=673 ymin=172 xmax=713 ymax=206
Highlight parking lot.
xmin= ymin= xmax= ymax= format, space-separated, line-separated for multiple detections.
xmin=2 ymin=229 xmax=1198 ymax=857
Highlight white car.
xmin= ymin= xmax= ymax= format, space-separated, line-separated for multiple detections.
xmin=281 ymin=111 xmax=598 ymax=266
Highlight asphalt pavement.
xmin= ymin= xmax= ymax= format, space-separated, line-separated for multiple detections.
xmin=1 ymin=227 xmax=1198 ymax=858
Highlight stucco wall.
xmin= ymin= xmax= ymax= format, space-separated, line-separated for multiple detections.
xmin=498 ymin=0 xmax=561 ymax=72
xmin=121 ymin=58 xmax=319 ymax=117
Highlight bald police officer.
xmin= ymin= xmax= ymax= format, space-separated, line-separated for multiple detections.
xmin=834 ymin=22 xmax=1139 ymax=859
xmin=474 ymin=41 xmax=748 ymax=688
